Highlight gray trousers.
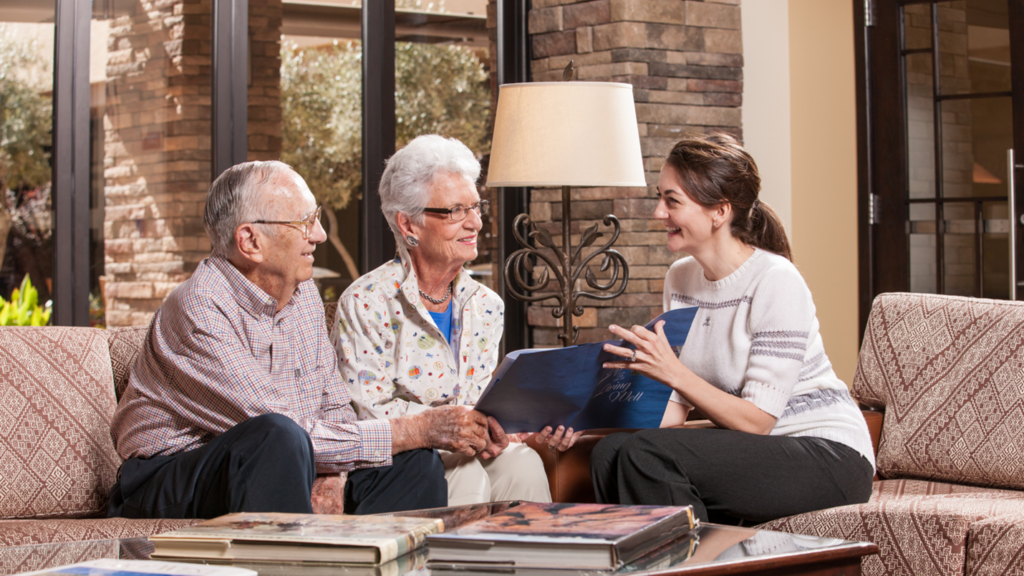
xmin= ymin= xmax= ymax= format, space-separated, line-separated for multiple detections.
xmin=590 ymin=428 xmax=873 ymax=525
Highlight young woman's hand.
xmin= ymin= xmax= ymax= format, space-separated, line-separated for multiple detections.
xmin=532 ymin=425 xmax=582 ymax=451
xmin=602 ymin=320 xmax=686 ymax=386
xmin=602 ymin=320 xmax=777 ymax=435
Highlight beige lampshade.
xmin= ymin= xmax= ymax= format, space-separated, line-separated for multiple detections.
xmin=486 ymin=82 xmax=647 ymax=188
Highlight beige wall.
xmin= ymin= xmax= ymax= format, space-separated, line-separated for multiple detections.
xmin=742 ymin=0 xmax=859 ymax=385
xmin=788 ymin=0 xmax=859 ymax=385
xmin=741 ymin=0 xmax=792 ymax=235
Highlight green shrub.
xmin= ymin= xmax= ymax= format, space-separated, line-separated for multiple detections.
xmin=0 ymin=274 xmax=51 ymax=326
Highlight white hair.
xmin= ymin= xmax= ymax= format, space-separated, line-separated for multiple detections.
xmin=379 ymin=135 xmax=481 ymax=255
xmin=203 ymin=160 xmax=293 ymax=256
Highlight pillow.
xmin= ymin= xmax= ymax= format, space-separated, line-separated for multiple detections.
xmin=0 ymin=327 xmax=122 ymax=519
xmin=853 ymin=292 xmax=1024 ymax=489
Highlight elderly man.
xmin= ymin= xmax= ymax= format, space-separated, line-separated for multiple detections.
xmin=109 ymin=161 xmax=499 ymax=519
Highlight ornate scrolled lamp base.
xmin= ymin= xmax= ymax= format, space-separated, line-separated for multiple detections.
xmin=503 ymin=185 xmax=629 ymax=346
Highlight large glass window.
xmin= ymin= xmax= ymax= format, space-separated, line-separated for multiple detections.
xmin=0 ymin=9 xmax=55 ymax=324
xmin=276 ymin=0 xmax=492 ymax=300
xmin=90 ymin=1 xmax=213 ymax=327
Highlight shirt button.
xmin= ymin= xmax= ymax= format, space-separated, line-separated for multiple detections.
xmin=374 ymin=451 xmax=381 ymax=458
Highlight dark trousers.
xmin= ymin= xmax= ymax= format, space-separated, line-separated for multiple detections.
xmin=590 ymin=428 xmax=873 ymax=525
xmin=108 ymin=413 xmax=447 ymax=519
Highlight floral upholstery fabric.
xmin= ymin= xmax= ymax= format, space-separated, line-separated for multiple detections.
xmin=0 ymin=328 xmax=122 ymax=520
xmin=758 ymin=479 xmax=1024 ymax=576
xmin=105 ymin=326 xmax=148 ymax=401
xmin=853 ymin=293 xmax=1024 ymax=489
xmin=0 ymin=517 xmax=199 ymax=547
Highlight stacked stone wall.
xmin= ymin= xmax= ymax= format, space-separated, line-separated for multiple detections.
xmin=525 ymin=0 xmax=743 ymax=345
xmin=102 ymin=0 xmax=282 ymax=327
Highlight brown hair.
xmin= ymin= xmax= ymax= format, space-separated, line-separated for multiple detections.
xmin=664 ymin=133 xmax=792 ymax=261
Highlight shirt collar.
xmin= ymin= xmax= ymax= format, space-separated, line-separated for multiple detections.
xmin=208 ymin=255 xmax=301 ymax=319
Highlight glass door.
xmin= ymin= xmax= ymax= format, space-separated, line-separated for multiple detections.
xmin=862 ymin=0 xmax=1024 ymax=320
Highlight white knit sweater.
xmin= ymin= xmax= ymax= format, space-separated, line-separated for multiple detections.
xmin=664 ymin=248 xmax=875 ymax=468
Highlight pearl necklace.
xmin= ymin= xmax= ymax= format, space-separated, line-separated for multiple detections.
xmin=419 ymin=283 xmax=452 ymax=305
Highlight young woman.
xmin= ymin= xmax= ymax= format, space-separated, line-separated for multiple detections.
xmin=591 ymin=134 xmax=874 ymax=525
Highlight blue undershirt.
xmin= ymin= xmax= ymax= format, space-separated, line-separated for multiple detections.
xmin=428 ymin=299 xmax=454 ymax=343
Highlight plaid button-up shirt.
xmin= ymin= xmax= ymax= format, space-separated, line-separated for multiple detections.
xmin=111 ymin=256 xmax=392 ymax=473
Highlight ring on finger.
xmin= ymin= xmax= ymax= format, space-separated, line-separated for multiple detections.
xmin=628 ymin=350 xmax=637 ymax=363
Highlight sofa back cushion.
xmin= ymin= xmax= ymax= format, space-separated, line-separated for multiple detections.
xmin=853 ymin=292 xmax=1024 ymax=489
xmin=0 ymin=327 xmax=122 ymax=519
xmin=106 ymin=326 xmax=149 ymax=401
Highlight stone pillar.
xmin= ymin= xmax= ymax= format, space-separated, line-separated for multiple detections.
xmin=103 ymin=0 xmax=282 ymax=327
xmin=526 ymin=0 xmax=743 ymax=345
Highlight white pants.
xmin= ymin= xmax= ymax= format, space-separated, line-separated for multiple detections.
xmin=440 ymin=443 xmax=552 ymax=506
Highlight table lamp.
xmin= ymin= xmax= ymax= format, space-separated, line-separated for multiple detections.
xmin=487 ymin=78 xmax=646 ymax=346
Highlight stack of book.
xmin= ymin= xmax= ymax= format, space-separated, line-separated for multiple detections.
xmin=426 ymin=502 xmax=697 ymax=572
xmin=138 ymin=503 xmax=696 ymax=574
xmin=148 ymin=512 xmax=443 ymax=565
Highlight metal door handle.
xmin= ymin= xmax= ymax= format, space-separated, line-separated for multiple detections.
xmin=1011 ymin=149 xmax=1017 ymax=300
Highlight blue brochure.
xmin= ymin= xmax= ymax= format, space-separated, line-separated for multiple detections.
xmin=474 ymin=306 xmax=698 ymax=433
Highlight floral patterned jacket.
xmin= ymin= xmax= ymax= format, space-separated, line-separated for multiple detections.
xmin=330 ymin=256 xmax=505 ymax=420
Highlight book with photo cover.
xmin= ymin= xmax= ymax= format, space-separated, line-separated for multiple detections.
xmin=428 ymin=530 xmax=700 ymax=576
xmin=426 ymin=502 xmax=697 ymax=571
xmin=148 ymin=512 xmax=443 ymax=565
xmin=474 ymin=306 xmax=698 ymax=433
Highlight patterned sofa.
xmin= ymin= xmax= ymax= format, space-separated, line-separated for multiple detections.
xmin=0 ymin=303 xmax=353 ymax=549
xmin=0 ymin=325 xmax=199 ymax=548
xmin=758 ymin=293 xmax=1024 ymax=576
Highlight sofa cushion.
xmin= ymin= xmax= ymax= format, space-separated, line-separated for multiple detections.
xmin=965 ymin=510 xmax=1024 ymax=576
xmin=0 ymin=517 xmax=200 ymax=547
xmin=853 ymin=293 xmax=1024 ymax=489
xmin=105 ymin=326 xmax=148 ymax=401
xmin=757 ymin=479 xmax=1024 ymax=576
xmin=0 ymin=327 xmax=122 ymax=520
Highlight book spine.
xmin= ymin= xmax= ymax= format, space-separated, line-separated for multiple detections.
xmin=379 ymin=520 xmax=443 ymax=564
xmin=611 ymin=508 xmax=696 ymax=566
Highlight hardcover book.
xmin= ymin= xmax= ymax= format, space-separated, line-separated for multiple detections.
xmin=148 ymin=512 xmax=443 ymax=565
xmin=16 ymin=558 xmax=257 ymax=576
xmin=474 ymin=306 xmax=698 ymax=433
xmin=426 ymin=502 xmax=697 ymax=571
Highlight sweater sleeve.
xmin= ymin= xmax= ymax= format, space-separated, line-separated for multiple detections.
xmin=740 ymin=265 xmax=816 ymax=418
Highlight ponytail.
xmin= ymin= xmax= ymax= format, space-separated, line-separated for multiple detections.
xmin=665 ymin=134 xmax=793 ymax=261
xmin=744 ymin=199 xmax=791 ymax=261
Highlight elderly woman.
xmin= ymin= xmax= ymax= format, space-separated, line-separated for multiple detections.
xmin=331 ymin=135 xmax=576 ymax=506
xmin=591 ymin=134 xmax=874 ymax=525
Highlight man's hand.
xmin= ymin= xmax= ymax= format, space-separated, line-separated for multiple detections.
xmin=390 ymin=406 xmax=491 ymax=457
xmin=477 ymin=416 xmax=509 ymax=460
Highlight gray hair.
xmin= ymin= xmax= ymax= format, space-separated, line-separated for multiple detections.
xmin=204 ymin=160 xmax=294 ymax=256
xmin=379 ymin=135 xmax=480 ymax=252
